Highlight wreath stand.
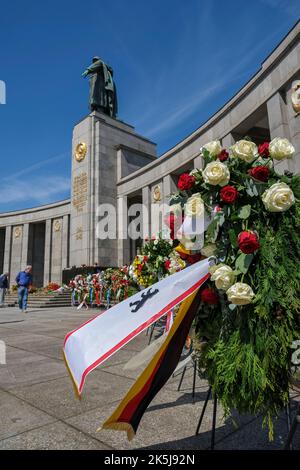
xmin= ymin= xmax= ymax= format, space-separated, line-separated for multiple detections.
xmin=284 ymin=377 xmax=300 ymax=450
xmin=176 ymin=361 xmax=296 ymax=450
xmin=284 ymin=401 xmax=300 ymax=450
xmin=175 ymin=357 xmax=218 ymax=449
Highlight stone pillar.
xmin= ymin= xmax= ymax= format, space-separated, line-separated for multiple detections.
xmin=62 ymin=215 xmax=69 ymax=270
xmin=117 ymin=196 xmax=129 ymax=266
xmin=163 ymin=175 xmax=177 ymax=204
xmin=286 ymin=81 xmax=300 ymax=174
xmin=193 ymin=154 xmax=203 ymax=169
xmin=142 ymin=186 xmax=151 ymax=242
xmin=150 ymin=180 xmax=163 ymax=237
xmin=43 ymin=219 xmax=52 ymax=286
xmin=3 ymin=226 xmax=12 ymax=275
xmin=21 ymin=223 xmax=29 ymax=268
xmin=10 ymin=226 xmax=23 ymax=281
xmin=222 ymin=133 xmax=235 ymax=149
xmin=162 ymin=175 xmax=177 ymax=234
xmin=50 ymin=219 xmax=63 ymax=284
xmin=267 ymin=92 xmax=291 ymax=173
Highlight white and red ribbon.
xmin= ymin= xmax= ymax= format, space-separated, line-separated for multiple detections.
xmin=63 ymin=258 xmax=212 ymax=395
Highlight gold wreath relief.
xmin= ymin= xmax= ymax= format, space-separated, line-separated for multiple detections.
xmin=153 ymin=185 xmax=161 ymax=202
xmin=53 ymin=220 xmax=61 ymax=232
xmin=291 ymin=81 xmax=300 ymax=115
xmin=14 ymin=227 xmax=22 ymax=239
xmin=75 ymin=142 xmax=87 ymax=162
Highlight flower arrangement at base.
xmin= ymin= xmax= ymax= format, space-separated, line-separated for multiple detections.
xmin=68 ymin=268 xmax=138 ymax=306
xmin=129 ymin=235 xmax=186 ymax=288
xmin=169 ymin=137 xmax=300 ymax=438
xmin=45 ymin=282 xmax=60 ymax=292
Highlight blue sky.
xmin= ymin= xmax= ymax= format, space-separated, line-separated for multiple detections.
xmin=0 ymin=0 xmax=299 ymax=212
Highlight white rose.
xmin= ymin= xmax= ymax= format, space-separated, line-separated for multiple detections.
xmin=185 ymin=193 xmax=205 ymax=217
xmin=202 ymin=140 xmax=222 ymax=157
xmin=210 ymin=264 xmax=236 ymax=291
xmin=226 ymin=282 xmax=255 ymax=305
xmin=262 ymin=182 xmax=295 ymax=212
xmin=269 ymin=137 xmax=295 ymax=161
xmin=231 ymin=140 xmax=258 ymax=163
xmin=154 ymin=239 xmax=159 ymax=245
xmin=202 ymin=161 xmax=230 ymax=186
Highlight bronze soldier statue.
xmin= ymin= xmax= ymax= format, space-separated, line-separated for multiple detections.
xmin=82 ymin=56 xmax=118 ymax=118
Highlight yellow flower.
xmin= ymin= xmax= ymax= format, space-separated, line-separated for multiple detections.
xmin=269 ymin=137 xmax=295 ymax=161
xmin=202 ymin=161 xmax=230 ymax=186
xmin=210 ymin=264 xmax=235 ymax=291
xmin=226 ymin=282 xmax=255 ymax=305
xmin=185 ymin=193 xmax=205 ymax=217
xmin=231 ymin=140 xmax=258 ymax=163
xmin=262 ymin=182 xmax=295 ymax=212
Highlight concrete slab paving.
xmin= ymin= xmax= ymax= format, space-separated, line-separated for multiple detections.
xmin=0 ymin=421 xmax=112 ymax=450
xmin=0 ymin=346 xmax=66 ymax=389
xmin=0 ymin=306 xmax=299 ymax=450
xmin=8 ymin=372 xmax=135 ymax=420
xmin=0 ymin=389 xmax=56 ymax=441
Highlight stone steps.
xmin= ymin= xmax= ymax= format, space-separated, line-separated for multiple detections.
xmin=4 ymin=290 xmax=72 ymax=308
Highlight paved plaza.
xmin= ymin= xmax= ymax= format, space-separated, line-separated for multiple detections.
xmin=0 ymin=307 xmax=299 ymax=450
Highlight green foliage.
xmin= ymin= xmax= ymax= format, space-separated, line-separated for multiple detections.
xmin=193 ymin=162 xmax=300 ymax=438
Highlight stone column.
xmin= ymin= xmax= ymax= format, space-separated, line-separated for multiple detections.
xmin=163 ymin=175 xmax=177 ymax=204
xmin=162 ymin=175 xmax=177 ymax=233
xmin=286 ymin=82 xmax=300 ymax=174
xmin=62 ymin=215 xmax=69 ymax=270
xmin=21 ymin=223 xmax=29 ymax=268
xmin=267 ymin=92 xmax=291 ymax=173
xmin=3 ymin=226 xmax=12 ymax=274
xmin=222 ymin=133 xmax=235 ymax=149
xmin=43 ymin=219 xmax=52 ymax=286
xmin=117 ymin=196 xmax=129 ymax=266
xmin=193 ymin=154 xmax=203 ymax=169
xmin=142 ymin=186 xmax=151 ymax=242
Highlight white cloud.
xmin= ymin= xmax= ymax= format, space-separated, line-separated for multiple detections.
xmin=0 ymin=175 xmax=70 ymax=207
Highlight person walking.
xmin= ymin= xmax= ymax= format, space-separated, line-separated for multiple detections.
xmin=15 ymin=266 xmax=32 ymax=313
xmin=0 ymin=272 xmax=9 ymax=307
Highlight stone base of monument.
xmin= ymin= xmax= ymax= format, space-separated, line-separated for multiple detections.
xmin=70 ymin=111 xmax=157 ymax=269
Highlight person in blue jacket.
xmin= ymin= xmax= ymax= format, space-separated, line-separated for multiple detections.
xmin=15 ymin=266 xmax=32 ymax=313
xmin=0 ymin=272 xmax=9 ymax=307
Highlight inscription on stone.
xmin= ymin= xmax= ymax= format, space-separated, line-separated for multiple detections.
xmin=76 ymin=227 xmax=83 ymax=240
xmin=72 ymin=172 xmax=88 ymax=212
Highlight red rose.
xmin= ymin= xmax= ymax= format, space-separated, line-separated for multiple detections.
xmin=249 ymin=166 xmax=270 ymax=182
xmin=164 ymin=260 xmax=171 ymax=270
xmin=143 ymin=256 xmax=149 ymax=262
xmin=201 ymin=288 xmax=219 ymax=305
xmin=217 ymin=149 xmax=229 ymax=162
xmin=258 ymin=142 xmax=269 ymax=158
xmin=177 ymin=173 xmax=195 ymax=191
xmin=238 ymin=231 xmax=260 ymax=254
xmin=220 ymin=185 xmax=239 ymax=204
xmin=138 ymin=264 xmax=143 ymax=271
